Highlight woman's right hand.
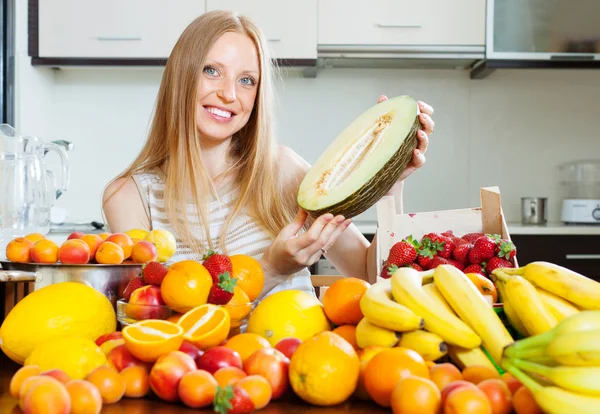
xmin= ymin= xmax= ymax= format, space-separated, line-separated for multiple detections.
xmin=260 ymin=208 xmax=351 ymax=278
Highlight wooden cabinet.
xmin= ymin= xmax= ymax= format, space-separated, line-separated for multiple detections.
xmin=205 ymin=0 xmax=318 ymax=60
xmin=318 ymin=0 xmax=486 ymax=47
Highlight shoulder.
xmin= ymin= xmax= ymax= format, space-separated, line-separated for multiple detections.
xmin=102 ymin=175 xmax=151 ymax=232
xmin=277 ymin=145 xmax=311 ymax=186
xmin=102 ymin=177 xmax=139 ymax=206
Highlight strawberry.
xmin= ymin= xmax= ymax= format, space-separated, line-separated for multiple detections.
xmin=428 ymin=256 xmax=452 ymax=269
xmin=207 ymin=272 xmax=238 ymax=305
xmin=416 ymin=236 xmax=444 ymax=269
xmin=387 ymin=236 xmax=420 ymax=266
xmin=449 ymin=259 xmax=465 ymax=271
xmin=202 ymin=250 xmax=233 ymax=282
xmin=406 ymin=263 xmax=424 ymax=271
xmin=213 ymin=385 xmax=254 ymax=414
xmin=452 ymin=243 xmax=473 ymax=264
xmin=496 ymin=239 xmax=517 ymax=260
xmin=380 ymin=260 xmax=393 ymax=279
xmin=123 ymin=276 xmax=145 ymax=301
xmin=486 ymin=257 xmax=514 ymax=275
xmin=464 ymin=263 xmax=486 ymax=276
xmin=141 ymin=262 xmax=168 ymax=285
xmin=468 ymin=235 xmax=497 ymax=264
xmin=422 ymin=233 xmax=454 ymax=259
xmin=461 ymin=232 xmax=485 ymax=243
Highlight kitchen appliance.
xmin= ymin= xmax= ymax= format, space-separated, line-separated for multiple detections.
xmin=559 ymin=160 xmax=600 ymax=224
xmin=0 ymin=124 xmax=71 ymax=257
xmin=521 ymin=197 xmax=548 ymax=225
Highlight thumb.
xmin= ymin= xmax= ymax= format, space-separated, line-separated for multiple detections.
xmin=279 ymin=208 xmax=308 ymax=239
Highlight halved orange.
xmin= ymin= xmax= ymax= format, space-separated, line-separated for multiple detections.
xmin=177 ymin=304 xmax=231 ymax=350
xmin=122 ymin=320 xmax=184 ymax=362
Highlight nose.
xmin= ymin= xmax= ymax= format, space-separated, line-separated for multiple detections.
xmin=217 ymin=77 xmax=237 ymax=103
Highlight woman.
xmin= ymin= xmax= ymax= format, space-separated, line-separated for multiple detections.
xmin=102 ymin=10 xmax=435 ymax=300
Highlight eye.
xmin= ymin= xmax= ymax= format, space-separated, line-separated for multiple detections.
xmin=203 ymin=65 xmax=218 ymax=76
xmin=240 ymin=76 xmax=256 ymax=86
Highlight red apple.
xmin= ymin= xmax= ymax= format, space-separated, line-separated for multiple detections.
xmin=178 ymin=341 xmax=204 ymax=368
xmin=67 ymin=231 xmax=85 ymax=240
xmin=196 ymin=346 xmax=242 ymax=375
xmin=126 ymin=285 xmax=166 ymax=320
xmin=107 ymin=344 xmax=146 ymax=372
xmin=149 ymin=351 xmax=197 ymax=402
xmin=95 ymin=332 xmax=123 ymax=346
xmin=274 ymin=337 xmax=302 ymax=359
xmin=243 ymin=348 xmax=290 ymax=400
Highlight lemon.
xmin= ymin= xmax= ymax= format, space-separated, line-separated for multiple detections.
xmin=125 ymin=228 xmax=149 ymax=242
xmin=0 ymin=281 xmax=117 ymax=364
xmin=144 ymin=229 xmax=177 ymax=262
xmin=247 ymin=290 xmax=331 ymax=346
xmin=25 ymin=336 xmax=107 ymax=379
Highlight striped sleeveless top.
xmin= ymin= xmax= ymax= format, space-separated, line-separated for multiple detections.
xmin=131 ymin=169 xmax=315 ymax=302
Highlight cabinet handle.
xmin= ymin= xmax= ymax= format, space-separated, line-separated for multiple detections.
xmin=268 ymin=38 xmax=281 ymax=42
xmin=97 ymin=36 xmax=142 ymax=41
xmin=376 ymin=23 xmax=422 ymax=29
xmin=566 ymin=254 xmax=600 ymax=260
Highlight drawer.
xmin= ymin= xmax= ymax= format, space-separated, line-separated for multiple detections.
xmin=318 ymin=0 xmax=485 ymax=47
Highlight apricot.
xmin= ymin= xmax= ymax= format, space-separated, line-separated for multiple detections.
xmin=9 ymin=365 xmax=41 ymax=398
xmin=390 ymin=375 xmax=442 ymax=414
xmin=462 ymin=365 xmax=500 ymax=385
xmin=40 ymin=369 xmax=71 ymax=385
xmin=98 ymin=232 xmax=111 ymax=240
xmin=513 ymin=386 xmax=542 ymax=414
xmin=30 ymin=239 xmax=59 ymax=263
xmin=236 ymin=374 xmax=272 ymax=410
xmin=131 ymin=241 xmax=158 ymax=263
xmin=67 ymin=231 xmax=85 ymax=240
xmin=80 ymin=234 xmax=103 ymax=260
xmin=430 ymin=362 xmax=463 ymax=391
xmin=5 ymin=237 xmax=33 ymax=263
xmin=500 ymin=372 xmax=523 ymax=395
xmin=177 ymin=369 xmax=218 ymax=408
xmin=243 ymin=348 xmax=289 ymax=400
xmin=441 ymin=380 xmax=478 ymax=405
xmin=58 ymin=239 xmax=91 ymax=264
xmin=107 ymin=344 xmax=145 ymax=372
xmin=214 ymin=366 xmax=247 ymax=387
xmin=85 ymin=365 xmax=126 ymax=404
xmin=95 ymin=241 xmax=125 ymax=265
xmin=120 ymin=365 xmax=150 ymax=398
xmin=478 ymin=379 xmax=512 ymax=414
xmin=66 ymin=379 xmax=103 ymax=414
xmin=105 ymin=233 xmax=134 ymax=259
xmin=24 ymin=232 xmax=45 ymax=243
xmin=22 ymin=376 xmax=71 ymax=414
xmin=149 ymin=351 xmax=197 ymax=402
xmin=444 ymin=384 xmax=492 ymax=414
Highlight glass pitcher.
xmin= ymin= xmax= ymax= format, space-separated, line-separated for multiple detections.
xmin=0 ymin=124 xmax=70 ymax=257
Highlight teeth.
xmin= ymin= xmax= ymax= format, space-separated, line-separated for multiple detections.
xmin=206 ymin=107 xmax=232 ymax=118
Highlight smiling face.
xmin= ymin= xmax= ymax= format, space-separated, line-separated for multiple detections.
xmin=195 ymin=31 xmax=260 ymax=144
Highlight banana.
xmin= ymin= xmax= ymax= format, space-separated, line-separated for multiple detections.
xmin=544 ymin=329 xmax=600 ymax=366
xmin=359 ymin=278 xmax=424 ymax=332
xmin=447 ymin=346 xmax=497 ymax=371
xmin=422 ymin=283 xmax=455 ymax=315
xmin=511 ymin=358 xmax=600 ymax=395
xmin=504 ymin=360 xmax=600 ymax=414
xmin=536 ymin=287 xmax=580 ymax=321
xmin=390 ymin=266 xmax=481 ymax=349
xmin=499 ymin=261 xmax=600 ymax=310
xmin=433 ymin=265 xmax=513 ymax=365
xmin=397 ymin=330 xmax=447 ymax=361
xmin=496 ymin=279 xmax=528 ymax=338
xmin=355 ymin=317 xmax=400 ymax=349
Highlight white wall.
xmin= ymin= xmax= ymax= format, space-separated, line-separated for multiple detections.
xmin=14 ymin=2 xmax=600 ymax=227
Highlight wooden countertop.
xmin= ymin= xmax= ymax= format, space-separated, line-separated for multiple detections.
xmin=0 ymin=352 xmax=388 ymax=413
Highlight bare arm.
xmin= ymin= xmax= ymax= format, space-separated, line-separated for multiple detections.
xmin=102 ymin=177 xmax=151 ymax=233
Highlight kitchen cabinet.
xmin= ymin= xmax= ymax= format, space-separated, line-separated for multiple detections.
xmin=205 ymin=0 xmax=318 ymax=61
xmin=317 ymin=0 xmax=485 ymax=47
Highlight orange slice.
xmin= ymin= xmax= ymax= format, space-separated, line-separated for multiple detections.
xmin=177 ymin=304 xmax=231 ymax=350
xmin=122 ymin=320 xmax=184 ymax=362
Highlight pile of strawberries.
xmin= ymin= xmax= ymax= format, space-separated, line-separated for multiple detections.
xmin=380 ymin=230 xmax=517 ymax=279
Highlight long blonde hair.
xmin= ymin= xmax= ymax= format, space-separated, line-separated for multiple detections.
xmin=106 ymin=10 xmax=298 ymax=255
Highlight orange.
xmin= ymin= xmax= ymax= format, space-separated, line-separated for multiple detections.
xmin=122 ymin=319 xmax=184 ymax=362
xmin=95 ymin=241 xmax=125 ymax=264
xmin=224 ymin=333 xmax=271 ymax=362
xmin=224 ymin=286 xmax=253 ymax=328
xmin=364 ymin=347 xmax=430 ymax=407
xmin=322 ymin=277 xmax=370 ymax=325
xmin=230 ymin=254 xmax=264 ymax=301
xmin=289 ymin=331 xmax=360 ymax=406
xmin=390 ymin=376 xmax=441 ymax=414
xmin=332 ymin=325 xmax=359 ymax=350
xmin=466 ymin=273 xmax=498 ymax=304
xmin=354 ymin=346 xmax=385 ymax=401
xmin=177 ymin=304 xmax=231 ymax=350
xmin=160 ymin=260 xmax=213 ymax=313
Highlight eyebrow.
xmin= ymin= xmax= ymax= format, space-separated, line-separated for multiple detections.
xmin=207 ymin=59 xmax=259 ymax=76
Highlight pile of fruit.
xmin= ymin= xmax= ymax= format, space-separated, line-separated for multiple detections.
xmin=4 ymin=228 xmax=177 ymax=265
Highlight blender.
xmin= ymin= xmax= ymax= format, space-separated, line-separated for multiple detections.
xmin=559 ymin=160 xmax=600 ymax=224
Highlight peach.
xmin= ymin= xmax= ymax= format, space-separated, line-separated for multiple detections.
xmin=80 ymin=234 xmax=104 ymax=260
xmin=30 ymin=239 xmax=59 ymax=263
xmin=95 ymin=241 xmax=125 ymax=265
xmin=149 ymin=350 xmax=197 ymax=402
xmin=9 ymin=365 xmax=41 ymax=398
xmin=107 ymin=344 xmax=146 ymax=372
xmin=105 ymin=233 xmax=134 ymax=260
xmin=24 ymin=232 xmax=45 ymax=243
xmin=131 ymin=241 xmax=158 ymax=264
xmin=177 ymin=369 xmax=218 ymax=409
xmin=243 ymin=348 xmax=289 ymax=400
xmin=58 ymin=239 xmax=91 ymax=264
xmin=95 ymin=332 xmax=123 ymax=347
xmin=65 ymin=379 xmax=103 ymax=414
xmin=22 ymin=376 xmax=71 ymax=414
xmin=178 ymin=341 xmax=204 ymax=368
xmin=67 ymin=231 xmax=85 ymax=240
xmin=274 ymin=337 xmax=302 ymax=360
xmin=85 ymin=365 xmax=126 ymax=404
xmin=126 ymin=285 xmax=166 ymax=320
xmin=478 ymin=379 xmax=513 ymax=414
xmin=430 ymin=362 xmax=464 ymax=391
xmin=40 ymin=369 xmax=71 ymax=385
xmin=462 ymin=365 xmax=500 ymax=385
xmin=5 ymin=237 xmax=33 ymax=263
xmin=441 ymin=380 xmax=478 ymax=405
xmin=444 ymin=384 xmax=492 ymax=414
xmin=120 ymin=365 xmax=150 ymax=398
xmin=500 ymin=372 xmax=523 ymax=395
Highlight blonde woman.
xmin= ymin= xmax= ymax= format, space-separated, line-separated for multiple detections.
xmin=102 ymin=10 xmax=435 ymax=300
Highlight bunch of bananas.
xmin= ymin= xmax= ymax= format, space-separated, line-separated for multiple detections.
xmin=501 ymin=311 xmax=600 ymax=413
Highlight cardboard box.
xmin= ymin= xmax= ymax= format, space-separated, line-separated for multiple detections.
xmin=375 ymin=186 xmax=517 ymax=278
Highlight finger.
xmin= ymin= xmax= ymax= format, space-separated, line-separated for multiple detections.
xmin=418 ymin=113 xmax=435 ymax=135
xmin=378 ymin=94 xmax=388 ymax=103
xmin=416 ymin=130 xmax=429 ymax=153
xmin=418 ymin=101 xmax=434 ymax=116
xmin=320 ymin=219 xmax=352 ymax=252
xmin=306 ymin=249 xmax=324 ymax=267
xmin=290 ymin=213 xmax=335 ymax=250
xmin=412 ymin=149 xmax=427 ymax=169
xmin=299 ymin=214 xmax=345 ymax=255
xmin=279 ymin=208 xmax=310 ymax=239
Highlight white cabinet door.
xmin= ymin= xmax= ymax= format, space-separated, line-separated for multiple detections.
xmin=38 ymin=0 xmax=206 ymax=58
xmin=318 ymin=0 xmax=485 ymax=47
xmin=206 ymin=0 xmax=318 ymax=60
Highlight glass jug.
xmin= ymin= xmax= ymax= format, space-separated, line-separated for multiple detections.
xmin=0 ymin=124 xmax=70 ymax=257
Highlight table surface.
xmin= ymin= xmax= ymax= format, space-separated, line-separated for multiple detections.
xmin=0 ymin=353 xmax=389 ymax=413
